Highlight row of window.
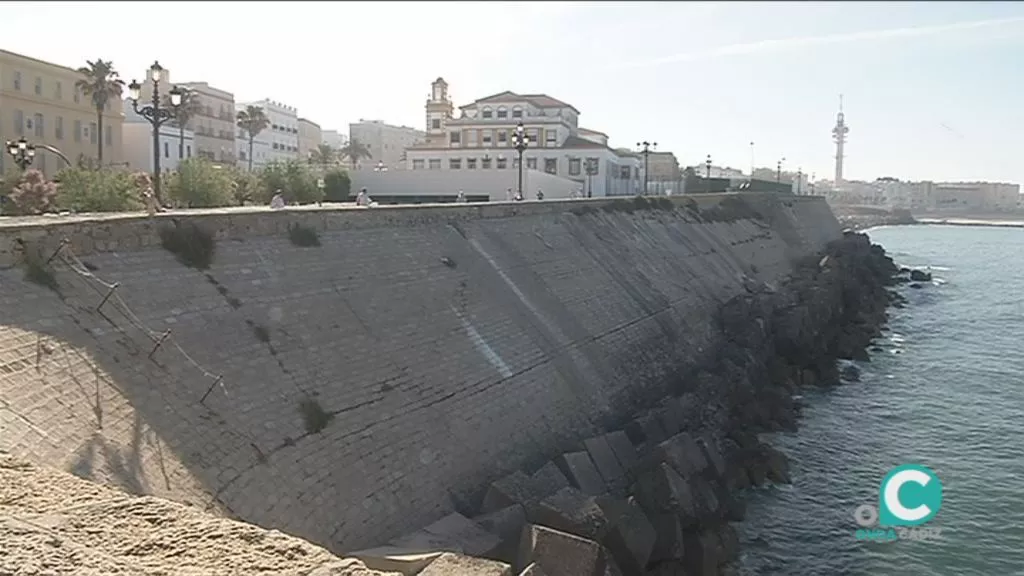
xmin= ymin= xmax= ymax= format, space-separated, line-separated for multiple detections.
xmin=272 ymin=123 xmax=298 ymax=134
xmin=448 ymin=128 xmax=558 ymax=148
xmin=11 ymin=70 xmax=83 ymax=105
xmin=162 ymin=141 xmax=192 ymax=159
xmin=9 ymin=110 xmax=112 ymax=146
xmin=411 ymin=156 xmax=600 ymax=175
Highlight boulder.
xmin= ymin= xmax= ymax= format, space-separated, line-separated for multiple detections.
xmin=655 ymin=433 xmax=708 ymax=478
xmin=419 ymin=552 xmax=512 ymax=576
xmin=529 ymin=487 xmax=611 ymax=541
xmin=682 ymin=529 xmax=722 ymax=576
xmin=518 ymin=524 xmax=605 ymax=576
xmin=840 ymin=363 xmax=861 ymax=382
xmin=595 ymin=496 xmax=657 ymax=576
xmin=760 ymin=444 xmax=792 ymax=484
xmin=909 ymin=269 xmax=931 ymax=282
xmin=632 ymin=463 xmax=697 ymax=527
xmin=645 ymin=511 xmax=686 ymax=563
xmin=686 ymin=475 xmax=721 ymax=523
xmin=716 ymin=523 xmax=740 ymax=563
xmin=583 ymin=436 xmax=627 ymax=492
xmin=558 ymin=451 xmax=607 ymax=496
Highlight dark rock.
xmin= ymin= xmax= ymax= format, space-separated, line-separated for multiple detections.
xmin=595 ymin=496 xmax=657 ymax=576
xmin=632 ymin=463 xmax=698 ymax=526
xmin=656 ymin=399 xmax=687 ymax=438
xmin=558 ymin=452 xmax=607 ymax=496
xmin=583 ymin=435 xmax=627 ymax=492
xmin=910 ymin=282 xmax=923 ymax=289
xmin=529 ymin=487 xmax=610 ymax=541
xmin=645 ymin=511 xmax=686 ymax=563
xmin=518 ymin=524 xmax=605 ymax=576
xmin=695 ymin=433 xmax=726 ymax=480
xmin=759 ymin=444 xmax=792 ymax=484
xmin=603 ymin=431 xmax=641 ymax=477
xmin=840 ymin=364 xmax=861 ymax=382
xmin=717 ymin=523 xmax=741 ymax=563
xmin=909 ymin=269 xmax=932 ymax=282
xmin=682 ymin=529 xmax=722 ymax=576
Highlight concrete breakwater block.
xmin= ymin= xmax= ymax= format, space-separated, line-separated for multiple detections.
xmin=645 ymin=511 xmax=686 ymax=564
xmin=583 ymin=435 xmax=627 ymax=492
xmin=624 ymin=413 xmax=669 ymax=448
xmin=516 ymin=563 xmax=549 ymax=575
xmin=517 ymin=525 xmax=607 ymax=576
xmin=632 ymin=462 xmax=698 ymax=527
xmin=681 ymin=529 xmax=724 ymax=576
xmin=603 ymin=431 xmax=641 ymax=475
xmin=594 ymin=496 xmax=657 ymax=576
xmin=347 ymin=547 xmax=444 ymax=575
xmin=480 ymin=465 xmax=571 ymax=514
xmin=655 ymin=433 xmax=709 ymax=479
xmin=418 ymin=552 xmax=512 ymax=576
xmin=388 ymin=512 xmax=501 ymax=558
xmin=529 ymin=486 xmax=611 ymax=541
xmin=557 ymin=451 xmax=607 ymax=496
xmin=474 ymin=505 xmax=527 ymax=542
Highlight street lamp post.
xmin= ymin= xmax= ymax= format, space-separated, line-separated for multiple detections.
xmin=374 ymin=161 xmax=387 ymax=173
xmin=128 ymin=61 xmax=182 ymax=209
xmin=5 ymin=138 xmax=36 ymax=170
xmin=796 ymin=167 xmax=803 ymax=195
xmin=776 ymin=157 xmax=786 ymax=183
xmin=511 ymin=122 xmax=529 ymax=199
xmin=705 ymin=154 xmax=712 ymax=194
xmin=637 ymin=141 xmax=656 ymax=196
xmin=584 ymin=158 xmax=595 ymax=198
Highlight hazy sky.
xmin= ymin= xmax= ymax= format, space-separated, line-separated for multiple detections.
xmin=5 ymin=1 xmax=1024 ymax=184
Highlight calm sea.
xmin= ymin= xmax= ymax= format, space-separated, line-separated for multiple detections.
xmin=736 ymin=224 xmax=1024 ymax=576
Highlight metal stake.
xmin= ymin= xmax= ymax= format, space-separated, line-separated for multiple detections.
xmin=96 ymin=283 xmax=120 ymax=311
xmin=148 ymin=329 xmax=172 ymax=359
xmin=200 ymin=375 xmax=224 ymax=404
xmin=46 ymin=238 xmax=69 ymax=264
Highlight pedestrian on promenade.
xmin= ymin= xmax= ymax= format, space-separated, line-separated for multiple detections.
xmin=536 ymin=189 xmax=545 ymax=201
xmin=456 ymin=190 xmax=467 ymax=203
xmin=270 ymin=189 xmax=286 ymax=209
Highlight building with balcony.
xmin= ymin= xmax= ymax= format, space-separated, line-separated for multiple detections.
xmin=0 ymin=48 xmax=125 ymax=176
xmin=235 ymin=99 xmax=299 ymax=168
xmin=298 ymin=118 xmax=322 ymax=160
xmin=174 ymin=80 xmax=237 ymax=166
xmin=348 ymin=120 xmax=424 ymax=170
xmin=121 ymin=100 xmax=194 ymax=173
xmin=404 ymin=78 xmax=641 ymax=197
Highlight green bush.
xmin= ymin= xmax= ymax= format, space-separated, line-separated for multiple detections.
xmin=323 ymin=169 xmax=351 ymax=202
xmin=166 ymin=158 xmax=235 ymax=208
xmin=55 ymin=167 xmax=143 ymax=213
xmin=227 ymin=167 xmax=264 ymax=206
xmin=259 ymin=161 xmax=323 ymax=205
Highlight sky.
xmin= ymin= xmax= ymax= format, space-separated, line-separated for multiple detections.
xmin=4 ymin=1 xmax=1024 ymax=184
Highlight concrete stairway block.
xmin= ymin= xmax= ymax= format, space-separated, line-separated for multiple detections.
xmin=557 ymin=451 xmax=607 ymax=496
xmin=518 ymin=524 xmax=605 ymax=576
xmin=418 ymin=552 xmax=512 ymax=576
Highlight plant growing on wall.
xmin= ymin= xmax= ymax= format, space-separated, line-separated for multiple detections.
xmin=76 ymin=59 xmax=125 ymax=166
xmin=159 ymin=221 xmax=216 ymax=270
xmin=287 ymin=223 xmax=321 ymax=247
xmin=236 ymin=105 xmax=270 ymax=172
xmin=6 ymin=169 xmax=57 ymax=216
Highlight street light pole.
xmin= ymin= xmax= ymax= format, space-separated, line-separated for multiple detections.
xmin=511 ymin=122 xmax=529 ymax=199
xmin=776 ymin=157 xmax=786 ymax=183
xmin=705 ymin=154 xmax=712 ymax=194
xmin=637 ymin=141 xmax=656 ymax=196
xmin=796 ymin=167 xmax=803 ymax=195
xmin=5 ymin=138 xmax=36 ymax=171
xmin=585 ymin=158 xmax=595 ymax=198
xmin=128 ymin=61 xmax=182 ymax=209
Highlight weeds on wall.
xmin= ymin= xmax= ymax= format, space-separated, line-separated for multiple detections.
xmin=159 ymin=221 xmax=216 ymax=270
xmin=250 ymin=322 xmax=271 ymax=343
xmin=23 ymin=251 xmax=59 ymax=293
xmin=298 ymin=397 xmax=333 ymax=435
xmin=287 ymin=223 xmax=321 ymax=247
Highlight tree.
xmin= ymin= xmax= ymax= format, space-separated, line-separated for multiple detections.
xmin=166 ymin=88 xmax=204 ymax=159
xmin=236 ymin=105 xmax=269 ymax=171
xmin=166 ymin=158 xmax=234 ymax=208
xmin=258 ymin=161 xmax=322 ymax=205
xmin=323 ymin=169 xmax=351 ymax=202
xmin=339 ymin=139 xmax=372 ymax=170
xmin=76 ymin=59 xmax=124 ymax=166
xmin=55 ymin=167 xmax=143 ymax=213
xmin=309 ymin=144 xmax=337 ymax=169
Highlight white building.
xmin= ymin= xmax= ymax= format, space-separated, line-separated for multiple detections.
xmin=349 ymin=120 xmax=424 ymax=171
xmin=235 ymin=99 xmax=299 ymax=168
xmin=322 ymin=129 xmax=348 ymax=149
xmin=122 ymin=99 xmax=194 ymax=173
xmin=405 ymin=78 xmax=642 ymax=198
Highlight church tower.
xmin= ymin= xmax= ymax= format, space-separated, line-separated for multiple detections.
xmin=424 ymin=77 xmax=453 ymax=146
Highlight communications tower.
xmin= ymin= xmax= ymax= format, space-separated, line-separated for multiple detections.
xmin=832 ymin=94 xmax=849 ymax=186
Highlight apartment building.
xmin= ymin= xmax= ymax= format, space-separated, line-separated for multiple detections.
xmin=235 ymin=99 xmax=299 ymax=168
xmin=121 ymin=100 xmax=194 ymax=173
xmin=349 ymin=119 xmax=424 ymax=170
xmin=298 ymin=118 xmax=322 ymax=160
xmin=404 ymin=77 xmax=641 ymax=197
xmin=322 ymin=129 xmax=347 ymax=150
xmin=171 ymin=81 xmax=237 ymax=166
xmin=0 ymin=48 xmax=124 ymax=176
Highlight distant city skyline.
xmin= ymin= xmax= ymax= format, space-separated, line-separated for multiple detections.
xmin=3 ymin=1 xmax=1024 ymax=185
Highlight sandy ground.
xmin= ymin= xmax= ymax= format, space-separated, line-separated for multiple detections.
xmin=0 ymin=453 xmax=398 ymax=576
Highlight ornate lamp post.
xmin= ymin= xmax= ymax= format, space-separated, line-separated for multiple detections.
xmin=5 ymin=137 xmax=36 ymax=170
xmin=705 ymin=154 xmax=713 ymax=194
xmin=128 ymin=61 xmax=182 ymax=208
xmin=776 ymin=157 xmax=786 ymax=183
xmin=796 ymin=167 xmax=803 ymax=194
xmin=511 ymin=122 xmax=529 ymax=199
xmin=584 ymin=157 xmax=596 ymax=198
xmin=637 ymin=141 xmax=656 ymax=195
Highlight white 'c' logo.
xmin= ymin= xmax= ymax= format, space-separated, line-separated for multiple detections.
xmin=883 ymin=469 xmax=932 ymax=522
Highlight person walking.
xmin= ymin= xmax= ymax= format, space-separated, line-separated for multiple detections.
xmin=270 ymin=189 xmax=286 ymax=209
xmin=456 ymin=190 xmax=467 ymax=203
xmin=536 ymin=189 xmax=545 ymax=201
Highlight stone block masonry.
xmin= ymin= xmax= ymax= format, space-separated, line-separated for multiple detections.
xmin=0 ymin=194 xmax=840 ymax=554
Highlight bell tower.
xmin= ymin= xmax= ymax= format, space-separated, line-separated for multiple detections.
xmin=425 ymin=77 xmax=453 ymax=146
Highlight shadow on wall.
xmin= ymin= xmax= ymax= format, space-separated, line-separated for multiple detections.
xmin=0 ymin=194 xmax=840 ymax=554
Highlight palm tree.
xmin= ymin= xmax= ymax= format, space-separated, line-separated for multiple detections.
xmin=339 ymin=139 xmax=372 ymax=170
xmin=236 ymin=105 xmax=269 ymax=171
xmin=76 ymin=59 xmax=124 ymax=166
xmin=165 ymin=88 xmax=204 ymax=159
xmin=309 ymin=144 xmax=337 ymax=169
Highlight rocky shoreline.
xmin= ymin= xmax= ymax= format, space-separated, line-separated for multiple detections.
xmin=353 ymin=231 xmax=902 ymax=576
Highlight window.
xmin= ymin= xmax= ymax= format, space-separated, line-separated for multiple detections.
xmin=74 ymin=120 xmax=82 ymax=142
xmin=481 ymin=157 xmax=492 ymax=169
xmin=428 ymin=159 xmax=441 ymax=170
xmin=55 ymin=116 xmax=64 ymax=140
xmin=164 ymin=141 xmax=170 ymax=158
xmin=587 ymin=157 xmax=599 ymax=175
xmin=467 ymin=130 xmax=478 ymax=147
xmin=105 ymin=125 xmax=112 ymax=147
xmin=496 ymin=157 xmax=507 ymax=169
xmin=34 ymin=113 xmax=43 ymax=137
xmin=482 ymin=130 xmax=492 ymax=145
xmin=34 ymin=77 xmax=42 ymax=95
xmin=497 ymin=131 xmax=507 ymax=145
xmin=527 ymin=128 xmax=539 ymax=144
xmin=512 ymin=107 xmax=523 ymax=118
xmin=497 ymin=107 xmax=507 ymax=119
xmin=466 ymin=158 xmax=477 ymax=169
xmin=450 ymin=131 xmax=461 ymax=145
xmin=14 ymin=110 xmax=24 ymax=135
xmin=431 ymin=118 xmax=441 ymax=130
xmin=450 ymin=158 xmax=461 ymax=169
xmin=13 ymin=71 xmax=21 ymax=91
xmin=89 ymin=122 xmax=97 ymax=144
xmin=527 ymin=157 xmax=537 ymax=170
xmin=620 ymin=166 xmax=631 ymax=179
xmin=273 ymin=143 xmax=279 ymax=150
xmin=55 ymin=81 xmax=62 ymax=100
xmin=546 ymin=130 xmax=557 ymax=147
xmin=413 ymin=159 xmax=425 ymax=170
xmin=569 ymin=158 xmax=581 ymax=176
xmin=544 ymin=158 xmax=557 ymax=174
xmin=272 ymin=124 xmax=278 ymax=130
xmin=481 ymin=107 xmax=492 ymax=119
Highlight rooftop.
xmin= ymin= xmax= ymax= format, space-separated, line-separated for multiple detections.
xmin=460 ymin=90 xmax=580 ymax=114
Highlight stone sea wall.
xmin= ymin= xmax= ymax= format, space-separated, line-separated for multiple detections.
xmin=0 ymin=194 xmax=840 ymax=561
